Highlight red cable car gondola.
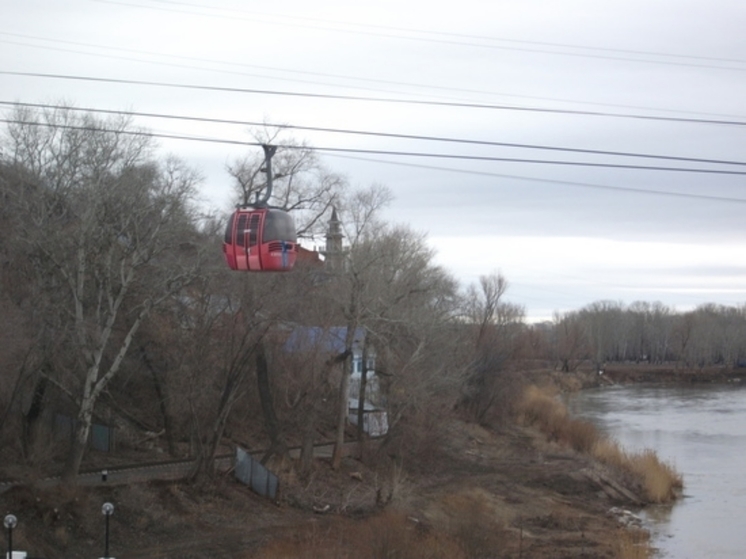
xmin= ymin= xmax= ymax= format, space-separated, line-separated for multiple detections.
xmin=223 ymin=144 xmax=299 ymax=272
xmin=223 ymin=207 xmax=298 ymax=271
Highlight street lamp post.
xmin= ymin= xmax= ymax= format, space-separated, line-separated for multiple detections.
xmin=101 ymin=503 xmax=114 ymax=559
xmin=4 ymin=514 xmax=17 ymax=559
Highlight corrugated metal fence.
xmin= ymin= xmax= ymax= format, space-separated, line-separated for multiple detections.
xmin=54 ymin=413 xmax=115 ymax=452
xmin=234 ymin=447 xmax=279 ymax=500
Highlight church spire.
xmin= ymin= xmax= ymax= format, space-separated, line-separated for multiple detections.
xmin=323 ymin=207 xmax=345 ymax=272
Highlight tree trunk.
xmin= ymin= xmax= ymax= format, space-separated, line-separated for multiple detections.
xmin=332 ymin=325 xmax=358 ymax=469
xmin=257 ymin=343 xmax=286 ymax=464
xmin=356 ymin=341 xmax=369 ymax=459
xmin=331 ymin=358 xmax=350 ymax=470
xmin=299 ymin=404 xmax=316 ymax=475
xmin=191 ymin=341 xmax=256 ymax=482
xmin=140 ymin=346 xmax=178 ymax=457
xmin=63 ymin=401 xmax=94 ymax=483
xmin=22 ymin=375 xmax=48 ymax=462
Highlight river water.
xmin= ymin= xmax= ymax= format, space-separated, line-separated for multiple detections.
xmin=565 ymin=382 xmax=746 ymax=559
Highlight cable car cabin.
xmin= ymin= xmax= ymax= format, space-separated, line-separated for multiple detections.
xmin=223 ymin=208 xmax=298 ymax=271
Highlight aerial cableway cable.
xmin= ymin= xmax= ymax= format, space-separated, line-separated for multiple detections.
xmin=4 ymin=71 xmax=746 ymax=127
xmin=5 ymin=31 xmax=746 ymax=116
xmin=3 ymin=101 xmax=746 ymax=169
xmin=327 ymin=153 xmax=746 ymax=205
xmin=93 ymin=0 xmax=746 ymax=71
xmin=2 ymin=117 xmax=746 ymax=176
xmin=1 ymin=115 xmax=745 ymax=175
xmin=3 ymin=116 xmax=746 ymax=203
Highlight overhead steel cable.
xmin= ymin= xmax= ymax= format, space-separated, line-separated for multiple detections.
xmin=0 ymin=35 xmax=475 ymax=102
xmin=95 ymin=0 xmax=746 ymax=72
xmin=2 ymin=117 xmax=746 ymax=177
xmin=4 ymin=101 xmax=746 ymax=168
xmin=3 ymin=116 xmax=745 ymax=204
xmin=4 ymin=71 xmax=746 ymax=127
xmin=143 ymin=0 xmax=746 ymax=66
xmin=325 ymin=153 xmax=746 ymax=205
xmin=312 ymin=146 xmax=746 ymax=175
xmin=142 ymin=0 xmax=746 ymax=64
xmin=3 ymin=31 xmax=744 ymax=118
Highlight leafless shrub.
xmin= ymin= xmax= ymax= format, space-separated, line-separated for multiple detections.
xmin=461 ymin=352 xmax=527 ymax=428
xmin=380 ymin=407 xmax=449 ymax=478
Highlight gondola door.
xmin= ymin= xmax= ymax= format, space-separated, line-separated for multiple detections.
xmin=246 ymin=211 xmax=263 ymax=271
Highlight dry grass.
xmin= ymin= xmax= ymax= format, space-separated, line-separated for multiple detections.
xmin=593 ymin=442 xmax=683 ymax=504
xmin=518 ymin=385 xmax=683 ymax=504
xmin=615 ymin=527 xmax=655 ymax=559
xmin=517 ymin=385 xmax=600 ymax=452
xmin=256 ymin=491 xmax=513 ymax=559
xmin=255 ymin=510 xmax=467 ymax=559
xmin=440 ymin=489 xmax=511 ymax=558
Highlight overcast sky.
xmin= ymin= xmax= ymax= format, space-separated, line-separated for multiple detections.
xmin=2 ymin=0 xmax=745 ymax=320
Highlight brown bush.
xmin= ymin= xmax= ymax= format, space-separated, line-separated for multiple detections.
xmin=557 ymin=418 xmax=600 ymax=453
xmin=517 ymin=386 xmax=601 ymax=452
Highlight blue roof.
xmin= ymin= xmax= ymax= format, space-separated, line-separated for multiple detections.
xmin=283 ymin=326 xmax=365 ymax=354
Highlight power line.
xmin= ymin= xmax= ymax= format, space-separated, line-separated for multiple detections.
xmin=4 ymin=101 xmax=746 ymax=168
xmin=326 ymin=153 xmax=746 ymax=204
xmin=95 ymin=0 xmax=746 ymax=72
xmin=2 ymin=117 xmax=745 ymax=175
xmin=4 ymin=70 xmax=746 ymax=127
xmin=0 ymin=35 xmax=474 ymax=103
xmin=314 ymin=147 xmax=746 ymax=175
xmin=4 ymin=31 xmax=745 ymax=119
xmin=2 ymin=117 xmax=746 ymax=204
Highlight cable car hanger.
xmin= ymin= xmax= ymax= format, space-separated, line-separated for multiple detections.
xmin=248 ymin=144 xmax=277 ymax=207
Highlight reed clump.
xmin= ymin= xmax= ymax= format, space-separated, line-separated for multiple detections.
xmin=593 ymin=440 xmax=683 ymax=503
xmin=517 ymin=385 xmax=599 ymax=452
xmin=517 ymin=385 xmax=682 ymax=504
xmin=615 ymin=527 xmax=654 ymax=559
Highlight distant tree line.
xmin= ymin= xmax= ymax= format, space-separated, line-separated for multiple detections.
xmin=546 ymin=300 xmax=746 ymax=371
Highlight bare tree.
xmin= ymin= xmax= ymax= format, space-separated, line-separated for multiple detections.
xmin=578 ymin=301 xmax=626 ymax=369
xmin=552 ymin=310 xmax=588 ymax=372
xmin=2 ymin=105 xmax=202 ymax=480
xmin=361 ymin=228 xmax=463 ymax=434
xmin=226 ymin=133 xmax=346 ymax=238
xmin=324 ymin=184 xmax=393 ymax=468
xmin=459 ymin=272 xmax=525 ymax=423
xmin=324 ymin=202 xmax=462 ymax=466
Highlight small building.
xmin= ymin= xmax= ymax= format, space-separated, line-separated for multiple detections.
xmin=348 ymin=398 xmax=389 ymax=437
xmin=283 ymin=325 xmax=388 ymax=436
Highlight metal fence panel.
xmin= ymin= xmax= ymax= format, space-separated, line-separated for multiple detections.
xmin=250 ymin=463 xmax=268 ymax=495
xmin=54 ymin=414 xmax=114 ymax=452
xmin=235 ymin=447 xmax=278 ymax=500
xmin=235 ymin=447 xmax=253 ymax=484
xmin=54 ymin=413 xmax=74 ymax=442
xmin=91 ymin=422 xmax=112 ymax=452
